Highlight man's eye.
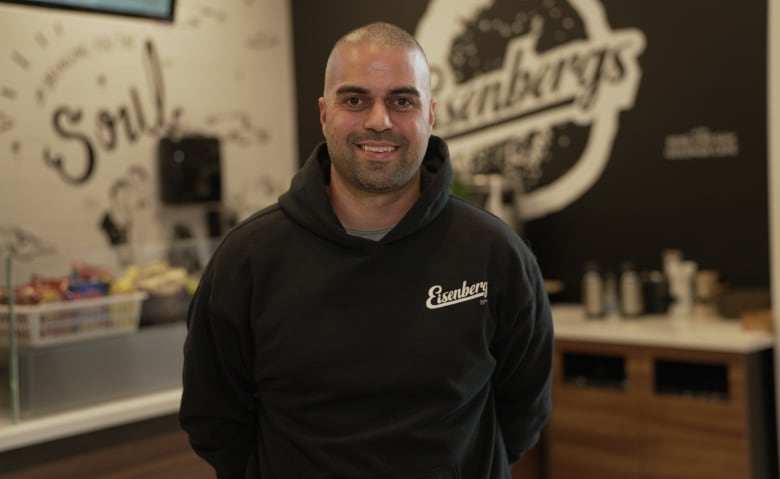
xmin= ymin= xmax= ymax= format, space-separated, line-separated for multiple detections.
xmin=394 ymin=97 xmax=414 ymax=108
xmin=345 ymin=97 xmax=363 ymax=107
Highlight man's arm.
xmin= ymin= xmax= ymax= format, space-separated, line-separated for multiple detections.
xmin=491 ymin=247 xmax=554 ymax=463
xmin=179 ymin=262 xmax=257 ymax=479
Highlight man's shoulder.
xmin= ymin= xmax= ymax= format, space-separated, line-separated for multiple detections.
xmin=239 ymin=202 xmax=285 ymax=227
xmin=447 ymin=196 xmax=516 ymax=233
xmin=215 ymin=203 xmax=289 ymax=249
xmin=446 ymin=195 xmax=537 ymax=258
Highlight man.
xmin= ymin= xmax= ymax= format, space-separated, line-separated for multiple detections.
xmin=180 ymin=22 xmax=553 ymax=479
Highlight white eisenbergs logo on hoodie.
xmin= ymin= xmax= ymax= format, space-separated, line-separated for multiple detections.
xmin=426 ymin=280 xmax=489 ymax=309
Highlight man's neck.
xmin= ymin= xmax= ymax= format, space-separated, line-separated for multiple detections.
xmin=328 ymin=169 xmax=420 ymax=230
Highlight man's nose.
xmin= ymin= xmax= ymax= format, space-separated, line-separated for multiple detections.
xmin=364 ymin=102 xmax=392 ymax=131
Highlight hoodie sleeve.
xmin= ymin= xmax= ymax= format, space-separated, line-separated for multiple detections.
xmin=491 ymin=243 xmax=554 ymax=464
xmin=179 ymin=256 xmax=257 ymax=479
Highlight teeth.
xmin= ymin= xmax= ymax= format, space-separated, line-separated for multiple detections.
xmin=361 ymin=145 xmax=395 ymax=153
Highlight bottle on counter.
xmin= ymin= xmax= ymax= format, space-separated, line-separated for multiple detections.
xmin=662 ymin=249 xmax=683 ymax=281
xmin=667 ymin=260 xmax=698 ymax=317
xmin=661 ymin=248 xmax=683 ymax=311
xmin=619 ymin=261 xmax=644 ymax=318
xmin=694 ymin=269 xmax=720 ymax=318
xmin=582 ymin=261 xmax=605 ymax=318
xmin=603 ymin=270 xmax=620 ymax=318
xmin=641 ymin=270 xmax=669 ymax=314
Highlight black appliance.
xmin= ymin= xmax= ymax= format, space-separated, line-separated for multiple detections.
xmin=158 ymin=136 xmax=222 ymax=205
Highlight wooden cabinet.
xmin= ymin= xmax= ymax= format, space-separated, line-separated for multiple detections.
xmin=548 ymin=339 xmax=777 ymax=479
xmin=549 ymin=341 xmax=644 ymax=479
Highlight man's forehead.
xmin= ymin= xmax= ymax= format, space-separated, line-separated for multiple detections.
xmin=334 ymin=84 xmax=422 ymax=97
xmin=326 ymin=44 xmax=430 ymax=92
xmin=333 ymin=44 xmax=421 ymax=70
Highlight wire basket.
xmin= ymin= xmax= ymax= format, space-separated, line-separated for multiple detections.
xmin=0 ymin=292 xmax=147 ymax=347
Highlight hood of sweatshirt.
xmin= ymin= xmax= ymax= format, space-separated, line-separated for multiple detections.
xmin=278 ymin=135 xmax=453 ymax=248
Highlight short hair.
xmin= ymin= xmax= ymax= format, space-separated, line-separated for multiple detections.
xmin=324 ymin=22 xmax=430 ymax=92
xmin=335 ymin=22 xmax=426 ymax=59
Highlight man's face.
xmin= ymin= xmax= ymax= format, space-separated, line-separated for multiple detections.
xmin=319 ymin=43 xmax=436 ymax=194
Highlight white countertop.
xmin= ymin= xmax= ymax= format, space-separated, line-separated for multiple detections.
xmin=0 ymin=388 xmax=182 ymax=453
xmin=552 ymin=304 xmax=775 ymax=353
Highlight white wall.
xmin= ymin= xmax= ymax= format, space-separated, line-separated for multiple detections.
xmin=0 ymin=0 xmax=297 ymax=280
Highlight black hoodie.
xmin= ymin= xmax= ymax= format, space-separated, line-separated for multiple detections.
xmin=180 ymin=136 xmax=553 ymax=479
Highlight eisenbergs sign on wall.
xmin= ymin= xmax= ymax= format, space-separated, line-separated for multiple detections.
xmin=417 ymin=0 xmax=645 ymax=220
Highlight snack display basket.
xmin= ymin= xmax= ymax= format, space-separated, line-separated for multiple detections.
xmin=0 ymin=292 xmax=147 ymax=347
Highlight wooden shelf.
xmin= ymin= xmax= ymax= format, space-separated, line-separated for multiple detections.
xmin=548 ymin=339 xmax=777 ymax=479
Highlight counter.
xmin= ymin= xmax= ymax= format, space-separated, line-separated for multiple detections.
xmin=548 ymin=304 xmax=777 ymax=479
xmin=0 ymin=321 xmax=186 ymax=453
xmin=0 ymin=388 xmax=181 ymax=452
xmin=552 ymin=304 xmax=774 ymax=353
xmin=0 ymin=305 xmax=775 ymax=456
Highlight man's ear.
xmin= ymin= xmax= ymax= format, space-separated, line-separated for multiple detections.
xmin=318 ymin=97 xmax=327 ymax=129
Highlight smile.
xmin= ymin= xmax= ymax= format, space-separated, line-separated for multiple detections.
xmin=359 ymin=144 xmax=397 ymax=153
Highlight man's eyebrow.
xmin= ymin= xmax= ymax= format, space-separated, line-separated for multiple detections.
xmin=388 ymin=87 xmax=421 ymax=97
xmin=334 ymin=85 xmax=421 ymax=97
xmin=335 ymin=85 xmax=369 ymax=96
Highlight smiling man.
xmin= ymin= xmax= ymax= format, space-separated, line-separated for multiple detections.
xmin=320 ymin=26 xmax=437 ymax=232
xmin=180 ymin=22 xmax=553 ymax=479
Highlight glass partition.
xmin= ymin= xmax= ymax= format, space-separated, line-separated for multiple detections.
xmin=1 ymin=254 xmax=18 ymax=425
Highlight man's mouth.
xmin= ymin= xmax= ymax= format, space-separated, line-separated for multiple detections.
xmin=360 ymin=144 xmax=397 ymax=153
xmin=356 ymin=142 xmax=399 ymax=155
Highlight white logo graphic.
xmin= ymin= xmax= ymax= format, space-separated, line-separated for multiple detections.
xmin=416 ymin=0 xmax=646 ymax=220
xmin=426 ymin=280 xmax=489 ymax=309
xmin=663 ymin=127 xmax=739 ymax=160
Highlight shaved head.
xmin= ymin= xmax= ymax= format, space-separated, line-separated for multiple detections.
xmin=324 ymin=22 xmax=431 ymax=95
